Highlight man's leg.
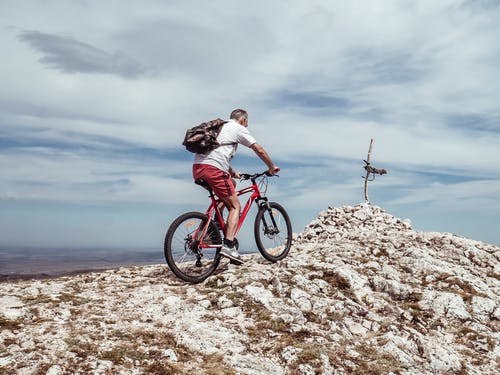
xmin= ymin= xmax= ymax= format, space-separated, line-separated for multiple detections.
xmin=216 ymin=177 xmax=236 ymax=228
xmin=220 ymin=194 xmax=240 ymax=241
xmin=219 ymin=194 xmax=243 ymax=264
xmin=192 ymin=164 xmax=243 ymax=263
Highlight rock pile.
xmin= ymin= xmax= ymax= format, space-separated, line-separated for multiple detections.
xmin=0 ymin=204 xmax=499 ymax=374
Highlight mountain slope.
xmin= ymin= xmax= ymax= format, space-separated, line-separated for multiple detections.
xmin=1 ymin=204 xmax=498 ymax=374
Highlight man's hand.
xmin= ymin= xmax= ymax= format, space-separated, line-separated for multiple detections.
xmin=268 ymin=166 xmax=280 ymax=175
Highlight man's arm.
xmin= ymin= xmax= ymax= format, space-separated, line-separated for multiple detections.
xmin=250 ymin=143 xmax=280 ymax=175
xmin=228 ymin=166 xmax=240 ymax=179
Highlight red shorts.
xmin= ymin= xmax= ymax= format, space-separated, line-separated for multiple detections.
xmin=193 ymin=164 xmax=236 ymax=198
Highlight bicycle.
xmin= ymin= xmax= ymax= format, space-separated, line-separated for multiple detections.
xmin=164 ymin=171 xmax=292 ymax=283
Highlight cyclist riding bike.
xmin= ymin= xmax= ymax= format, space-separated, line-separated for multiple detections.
xmin=192 ymin=108 xmax=280 ymax=265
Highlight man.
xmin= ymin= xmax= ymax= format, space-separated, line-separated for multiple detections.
xmin=192 ymin=109 xmax=280 ymax=264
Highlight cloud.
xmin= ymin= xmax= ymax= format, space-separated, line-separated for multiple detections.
xmin=387 ymin=179 xmax=500 ymax=210
xmin=1 ymin=1 xmax=500 ymax=246
xmin=18 ymin=30 xmax=146 ymax=78
xmin=0 ymin=146 xmax=200 ymax=205
xmin=111 ymin=15 xmax=278 ymax=85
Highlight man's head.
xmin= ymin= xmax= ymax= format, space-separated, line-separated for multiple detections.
xmin=230 ymin=108 xmax=248 ymax=127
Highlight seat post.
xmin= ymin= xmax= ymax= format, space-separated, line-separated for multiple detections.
xmin=194 ymin=178 xmax=215 ymax=198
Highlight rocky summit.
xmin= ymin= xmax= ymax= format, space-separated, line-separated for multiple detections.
xmin=0 ymin=204 xmax=499 ymax=374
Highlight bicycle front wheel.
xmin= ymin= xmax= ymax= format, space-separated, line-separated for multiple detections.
xmin=164 ymin=212 xmax=222 ymax=283
xmin=254 ymin=202 xmax=292 ymax=262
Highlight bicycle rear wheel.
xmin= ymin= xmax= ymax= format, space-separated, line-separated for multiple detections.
xmin=254 ymin=202 xmax=292 ymax=262
xmin=164 ymin=212 xmax=222 ymax=283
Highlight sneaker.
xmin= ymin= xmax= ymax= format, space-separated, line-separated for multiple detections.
xmin=220 ymin=245 xmax=244 ymax=265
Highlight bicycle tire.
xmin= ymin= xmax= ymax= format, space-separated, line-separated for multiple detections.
xmin=254 ymin=202 xmax=292 ymax=262
xmin=164 ymin=211 xmax=222 ymax=283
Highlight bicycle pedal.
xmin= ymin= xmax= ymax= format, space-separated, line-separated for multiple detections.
xmin=229 ymin=259 xmax=243 ymax=265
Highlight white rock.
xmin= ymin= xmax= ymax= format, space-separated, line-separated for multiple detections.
xmin=320 ymin=353 xmax=334 ymax=375
xmin=224 ymin=306 xmax=245 ymax=320
xmin=493 ymin=306 xmax=500 ymax=320
xmin=217 ymin=295 xmax=233 ymax=309
xmin=244 ymin=284 xmax=274 ymax=309
xmin=281 ymin=346 xmax=298 ymax=363
xmin=163 ymin=348 xmax=178 ymax=362
xmin=298 ymin=364 xmax=316 ymax=375
xmin=0 ymin=296 xmax=25 ymax=320
xmin=271 ymin=276 xmax=282 ymax=293
xmin=46 ymin=365 xmax=63 ymax=375
xmin=198 ymin=299 xmax=211 ymax=309
xmin=471 ymin=296 xmax=497 ymax=321
xmin=290 ymin=288 xmax=312 ymax=312
xmin=344 ymin=317 xmax=368 ymax=336
xmin=231 ymin=354 xmax=285 ymax=375
xmin=353 ymin=210 xmax=368 ymax=221
xmin=0 ymin=357 xmax=13 ymax=367
xmin=95 ymin=360 xmax=113 ymax=372
xmin=335 ymin=266 xmax=368 ymax=291
xmin=427 ymin=345 xmax=461 ymax=372
xmin=370 ymin=276 xmax=412 ymax=300
xmin=420 ymin=291 xmax=471 ymax=320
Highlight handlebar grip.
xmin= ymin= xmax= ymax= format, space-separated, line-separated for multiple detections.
xmin=240 ymin=173 xmax=251 ymax=180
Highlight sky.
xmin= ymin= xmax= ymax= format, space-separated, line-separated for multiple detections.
xmin=1 ymin=0 xmax=499 ymax=249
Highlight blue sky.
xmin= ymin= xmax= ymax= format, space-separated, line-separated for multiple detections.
xmin=1 ymin=0 xmax=499 ymax=248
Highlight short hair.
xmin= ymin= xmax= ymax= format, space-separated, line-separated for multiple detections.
xmin=230 ymin=108 xmax=248 ymax=121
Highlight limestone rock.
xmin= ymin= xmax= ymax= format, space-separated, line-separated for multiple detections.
xmin=0 ymin=203 xmax=498 ymax=374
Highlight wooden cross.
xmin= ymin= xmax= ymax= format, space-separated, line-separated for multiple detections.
xmin=363 ymin=139 xmax=387 ymax=202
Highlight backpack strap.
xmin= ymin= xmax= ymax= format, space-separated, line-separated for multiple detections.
xmin=217 ymin=141 xmax=237 ymax=147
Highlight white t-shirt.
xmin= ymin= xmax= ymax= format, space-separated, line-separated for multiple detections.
xmin=194 ymin=119 xmax=257 ymax=172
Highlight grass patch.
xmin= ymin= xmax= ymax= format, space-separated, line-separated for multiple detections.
xmin=57 ymin=292 xmax=92 ymax=305
xmin=458 ymin=349 xmax=487 ymax=366
xmin=204 ymin=276 xmax=225 ymax=288
xmin=319 ymin=270 xmax=351 ymax=289
xmin=441 ymin=279 xmax=489 ymax=302
xmin=143 ymin=361 xmax=182 ymax=374
xmin=248 ymin=316 xmax=290 ymax=337
xmin=303 ymin=311 xmax=324 ymax=324
xmin=21 ymin=294 xmax=54 ymax=305
xmin=486 ymin=271 xmax=500 ymax=281
xmin=100 ymin=345 xmax=148 ymax=365
xmin=65 ymin=338 xmax=98 ymax=358
xmin=373 ymin=247 xmax=390 ymax=258
xmin=200 ymin=354 xmax=237 ymax=375
xmin=296 ymin=345 xmax=323 ymax=363
xmin=454 ymin=326 xmax=496 ymax=352
xmin=128 ymin=329 xmax=193 ymax=362
xmin=421 ymin=272 xmax=453 ymax=287
xmin=352 ymin=343 xmax=406 ymax=374
xmin=0 ymin=317 xmax=21 ymax=331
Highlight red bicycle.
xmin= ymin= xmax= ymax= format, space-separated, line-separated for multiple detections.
xmin=164 ymin=171 xmax=292 ymax=283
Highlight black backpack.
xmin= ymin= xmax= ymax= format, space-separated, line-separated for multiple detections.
xmin=182 ymin=118 xmax=233 ymax=154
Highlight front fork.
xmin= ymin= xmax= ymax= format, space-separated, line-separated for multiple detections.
xmin=257 ymin=198 xmax=279 ymax=235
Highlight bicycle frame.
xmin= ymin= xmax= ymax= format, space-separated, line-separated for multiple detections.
xmin=196 ymin=177 xmax=268 ymax=250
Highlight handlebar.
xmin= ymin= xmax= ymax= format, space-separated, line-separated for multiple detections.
xmin=240 ymin=171 xmax=278 ymax=181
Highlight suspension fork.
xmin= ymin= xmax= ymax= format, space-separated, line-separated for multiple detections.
xmin=256 ymin=197 xmax=279 ymax=235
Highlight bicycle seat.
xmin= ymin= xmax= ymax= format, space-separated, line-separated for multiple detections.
xmin=194 ymin=178 xmax=212 ymax=191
